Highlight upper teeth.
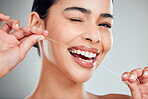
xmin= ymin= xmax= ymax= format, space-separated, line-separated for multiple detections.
xmin=70 ymin=49 xmax=98 ymax=58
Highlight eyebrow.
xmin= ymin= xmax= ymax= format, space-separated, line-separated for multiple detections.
xmin=64 ymin=6 xmax=113 ymax=19
xmin=100 ymin=13 xmax=114 ymax=19
xmin=64 ymin=7 xmax=91 ymax=15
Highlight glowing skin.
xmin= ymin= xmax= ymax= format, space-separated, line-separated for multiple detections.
xmin=29 ymin=0 xmax=113 ymax=98
xmin=43 ymin=0 xmax=113 ymax=82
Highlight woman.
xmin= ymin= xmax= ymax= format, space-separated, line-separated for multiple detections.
xmin=0 ymin=0 xmax=148 ymax=98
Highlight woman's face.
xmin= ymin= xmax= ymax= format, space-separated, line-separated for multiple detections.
xmin=43 ymin=0 xmax=113 ymax=83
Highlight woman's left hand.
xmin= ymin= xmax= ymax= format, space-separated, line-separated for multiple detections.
xmin=122 ymin=67 xmax=148 ymax=99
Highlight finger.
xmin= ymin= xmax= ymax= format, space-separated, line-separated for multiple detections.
xmin=31 ymin=26 xmax=48 ymax=37
xmin=0 ymin=29 xmax=20 ymax=47
xmin=0 ymin=13 xmax=10 ymax=22
xmin=122 ymin=71 xmax=141 ymax=99
xmin=128 ymin=68 xmax=143 ymax=84
xmin=11 ymin=26 xmax=48 ymax=40
xmin=121 ymin=71 xmax=139 ymax=85
xmin=19 ymin=35 xmax=45 ymax=59
xmin=139 ymin=67 xmax=148 ymax=83
xmin=121 ymin=72 xmax=130 ymax=81
xmin=123 ymin=80 xmax=141 ymax=99
xmin=0 ymin=19 xmax=20 ymax=32
xmin=122 ymin=69 xmax=144 ymax=99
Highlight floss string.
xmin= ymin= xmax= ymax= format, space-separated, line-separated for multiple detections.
xmin=41 ymin=37 xmax=121 ymax=79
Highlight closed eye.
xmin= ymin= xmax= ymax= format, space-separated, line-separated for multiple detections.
xmin=98 ymin=23 xmax=111 ymax=28
xmin=70 ymin=19 xmax=82 ymax=22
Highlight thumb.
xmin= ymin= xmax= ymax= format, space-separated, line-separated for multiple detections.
xmin=123 ymin=81 xmax=141 ymax=99
xmin=19 ymin=35 xmax=44 ymax=59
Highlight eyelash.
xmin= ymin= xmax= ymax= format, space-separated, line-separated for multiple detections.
xmin=98 ymin=23 xmax=111 ymax=28
xmin=70 ymin=18 xmax=82 ymax=22
xmin=70 ymin=19 xmax=111 ymax=28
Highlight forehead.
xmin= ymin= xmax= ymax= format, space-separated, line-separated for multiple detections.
xmin=55 ymin=0 xmax=113 ymax=14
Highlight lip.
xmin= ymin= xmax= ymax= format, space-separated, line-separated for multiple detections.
xmin=68 ymin=46 xmax=100 ymax=68
xmin=68 ymin=46 xmax=99 ymax=54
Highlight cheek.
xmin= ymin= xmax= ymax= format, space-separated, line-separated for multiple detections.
xmin=101 ymin=32 xmax=112 ymax=53
xmin=46 ymin=18 xmax=83 ymax=45
xmin=95 ymin=32 xmax=112 ymax=68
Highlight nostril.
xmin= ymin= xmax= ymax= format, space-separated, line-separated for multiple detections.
xmin=86 ymin=38 xmax=92 ymax=42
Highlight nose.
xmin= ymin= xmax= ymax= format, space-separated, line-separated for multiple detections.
xmin=82 ymin=26 xmax=101 ymax=44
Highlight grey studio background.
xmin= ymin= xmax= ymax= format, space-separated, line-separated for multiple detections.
xmin=0 ymin=0 xmax=148 ymax=98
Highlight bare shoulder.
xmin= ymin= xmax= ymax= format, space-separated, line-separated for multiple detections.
xmin=86 ymin=92 xmax=131 ymax=99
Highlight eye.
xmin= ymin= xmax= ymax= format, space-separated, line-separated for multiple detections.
xmin=70 ymin=18 xmax=82 ymax=22
xmin=98 ymin=23 xmax=111 ymax=28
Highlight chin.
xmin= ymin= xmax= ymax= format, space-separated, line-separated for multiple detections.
xmin=54 ymin=45 xmax=100 ymax=83
xmin=69 ymin=75 xmax=92 ymax=83
xmin=66 ymin=67 xmax=95 ymax=83
xmin=50 ymin=44 xmax=101 ymax=83
xmin=73 ymin=75 xmax=92 ymax=83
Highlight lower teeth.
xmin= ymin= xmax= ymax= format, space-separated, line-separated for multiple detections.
xmin=76 ymin=57 xmax=93 ymax=63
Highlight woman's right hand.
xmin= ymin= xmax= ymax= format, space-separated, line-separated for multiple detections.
xmin=0 ymin=13 xmax=48 ymax=78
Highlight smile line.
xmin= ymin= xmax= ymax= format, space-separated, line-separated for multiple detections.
xmin=39 ymin=37 xmax=141 ymax=96
xmin=39 ymin=37 xmax=123 ymax=80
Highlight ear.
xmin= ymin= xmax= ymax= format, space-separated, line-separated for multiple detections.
xmin=29 ymin=11 xmax=45 ymax=29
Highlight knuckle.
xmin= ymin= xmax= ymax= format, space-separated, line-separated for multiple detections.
xmin=3 ymin=21 xmax=12 ymax=28
xmin=20 ymin=27 xmax=27 ymax=34
xmin=130 ymin=70 xmax=138 ymax=75
xmin=19 ymin=28 xmax=25 ymax=33
xmin=144 ymin=66 xmax=148 ymax=70
xmin=136 ymin=68 xmax=142 ymax=71
xmin=16 ymin=28 xmax=25 ymax=38
xmin=131 ymin=69 xmax=137 ymax=73
xmin=1 ymin=21 xmax=7 ymax=25
xmin=21 ymin=26 xmax=29 ymax=30
xmin=12 ymin=19 xmax=20 ymax=24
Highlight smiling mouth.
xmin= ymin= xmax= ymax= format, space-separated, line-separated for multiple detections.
xmin=68 ymin=46 xmax=100 ymax=68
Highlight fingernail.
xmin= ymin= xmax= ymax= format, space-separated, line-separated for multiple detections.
xmin=130 ymin=75 xmax=135 ymax=80
xmin=144 ymin=71 xmax=148 ymax=76
xmin=123 ymin=74 xmax=128 ymax=77
xmin=38 ymin=37 xmax=45 ymax=41
xmin=16 ymin=24 xmax=19 ymax=28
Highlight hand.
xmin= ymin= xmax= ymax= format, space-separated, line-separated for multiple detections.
xmin=0 ymin=13 xmax=48 ymax=78
xmin=122 ymin=67 xmax=148 ymax=99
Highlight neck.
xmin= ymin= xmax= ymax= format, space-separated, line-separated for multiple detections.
xmin=29 ymin=55 xmax=88 ymax=99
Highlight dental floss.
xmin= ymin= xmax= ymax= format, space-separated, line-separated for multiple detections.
xmin=45 ymin=37 xmax=69 ymax=48
xmin=101 ymin=65 xmax=121 ymax=78
xmin=44 ymin=37 xmax=140 ymax=83
xmin=39 ymin=37 xmax=141 ymax=97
